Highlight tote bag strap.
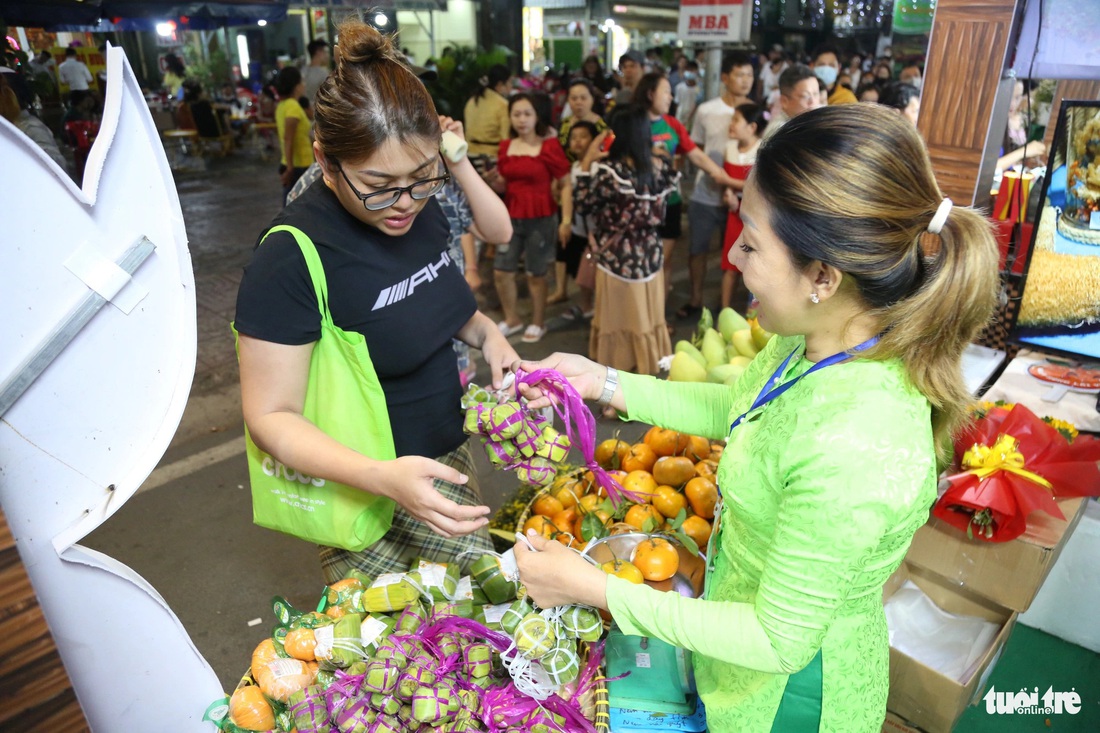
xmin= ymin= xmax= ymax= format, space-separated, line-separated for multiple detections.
xmin=260 ymin=224 xmax=333 ymax=327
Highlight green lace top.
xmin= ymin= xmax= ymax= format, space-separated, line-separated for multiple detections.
xmin=605 ymin=334 xmax=937 ymax=732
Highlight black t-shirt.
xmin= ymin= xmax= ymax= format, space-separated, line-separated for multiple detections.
xmin=234 ymin=181 xmax=477 ymax=458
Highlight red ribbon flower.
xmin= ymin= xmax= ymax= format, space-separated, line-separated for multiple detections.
xmin=934 ymin=405 xmax=1100 ymax=542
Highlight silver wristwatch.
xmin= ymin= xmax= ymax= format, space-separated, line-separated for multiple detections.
xmin=597 ymin=367 xmax=619 ymax=406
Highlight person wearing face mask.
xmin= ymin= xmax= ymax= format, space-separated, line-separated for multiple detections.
xmin=898 ymin=64 xmax=923 ymax=92
xmin=811 ymin=45 xmax=857 ymax=105
xmin=673 ymin=61 xmax=702 ymax=128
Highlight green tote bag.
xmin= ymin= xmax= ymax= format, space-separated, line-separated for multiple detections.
xmin=235 ymin=224 xmax=396 ymax=551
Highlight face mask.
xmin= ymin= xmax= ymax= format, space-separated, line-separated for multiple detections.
xmin=814 ymin=66 xmax=838 ymax=87
xmin=684 ymin=72 xmax=697 ymax=81
xmin=908 ymin=76 xmax=922 ymax=91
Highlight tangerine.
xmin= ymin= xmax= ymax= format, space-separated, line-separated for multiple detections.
xmin=523 ymin=514 xmax=557 ymax=539
xmin=643 ymin=425 xmax=662 ymax=446
xmin=681 ymin=515 xmax=713 ymax=548
xmin=652 ymin=455 xmax=696 ymax=487
xmin=652 ymin=485 xmax=687 ymax=518
xmin=624 ymin=503 xmax=663 ymax=530
xmin=647 ymin=428 xmax=690 ymax=457
xmin=532 ymin=492 xmax=565 ymax=518
xmin=552 ymin=478 xmax=581 ymax=509
xmin=622 ymin=470 xmax=658 ymax=502
xmin=577 ymin=494 xmax=601 ymax=514
xmin=621 ymin=442 xmax=658 ymax=473
xmin=594 ymin=438 xmax=631 ymax=469
xmin=684 ymin=435 xmax=711 ymax=462
xmin=694 ymin=459 xmax=718 ymax=478
xmin=551 ymin=508 xmax=578 ymax=534
xmin=685 ymin=476 xmax=718 ymax=519
xmin=632 ymin=538 xmax=680 ymax=581
xmin=601 ymin=559 xmax=644 ymax=584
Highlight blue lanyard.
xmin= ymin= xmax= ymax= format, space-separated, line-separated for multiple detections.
xmin=728 ymin=336 xmax=879 ymax=432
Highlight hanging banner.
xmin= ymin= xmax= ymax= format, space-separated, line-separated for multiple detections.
xmin=677 ymin=0 xmax=752 ymax=43
xmin=892 ymin=0 xmax=936 ymax=36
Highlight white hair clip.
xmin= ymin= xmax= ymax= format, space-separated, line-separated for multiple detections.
xmin=927 ymin=197 xmax=953 ymax=235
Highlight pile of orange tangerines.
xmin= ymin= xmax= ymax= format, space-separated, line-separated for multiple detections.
xmin=519 ymin=426 xmax=723 ymax=584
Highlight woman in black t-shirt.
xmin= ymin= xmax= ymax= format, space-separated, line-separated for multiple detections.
xmin=235 ymin=18 xmax=515 ymax=583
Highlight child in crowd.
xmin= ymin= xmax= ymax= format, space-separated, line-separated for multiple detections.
xmin=720 ymin=102 xmax=767 ymax=309
xmin=557 ymin=120 xmax=599 ymax=321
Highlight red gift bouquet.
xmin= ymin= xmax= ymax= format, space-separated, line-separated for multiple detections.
xmin=934 ymin=404 xmax=1100 ymax=542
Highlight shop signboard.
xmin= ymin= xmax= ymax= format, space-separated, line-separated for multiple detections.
xmin=677 ymin=0 xmax=751 ymax=44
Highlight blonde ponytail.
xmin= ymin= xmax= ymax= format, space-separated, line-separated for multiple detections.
xmin=870 ymin=206 xmax=999 ymax=462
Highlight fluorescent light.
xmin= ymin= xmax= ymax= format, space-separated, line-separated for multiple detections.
xmin=374 ymin=13 xmax=389 ymax=27
xmin=237 ymin=34 xmax=250 ymax=77
xmin=155 ymin=22 xmax=174 ymax=37
xmin=257 ymin=19 xmax=267 ymax=27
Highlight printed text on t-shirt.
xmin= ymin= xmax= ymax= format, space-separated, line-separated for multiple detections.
xmin=372 ymin=250 xmax=453 ymax=311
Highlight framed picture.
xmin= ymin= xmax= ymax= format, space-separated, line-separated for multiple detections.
xmin=1011 ymin=99 xmax=1100 ymax=362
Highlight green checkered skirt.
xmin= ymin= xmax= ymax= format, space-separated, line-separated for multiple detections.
xmin=319 ymin=442 xmax=494 ymax=585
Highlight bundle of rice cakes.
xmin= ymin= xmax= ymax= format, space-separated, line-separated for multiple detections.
xmin=462 ymin=383 xmax=571 ymax=487
xmin=206 ymin=554 xmax=607 ymax=733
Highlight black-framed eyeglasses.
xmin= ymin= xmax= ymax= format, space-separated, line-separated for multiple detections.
xmin=338 ymin=157 xmax=450 ymax=211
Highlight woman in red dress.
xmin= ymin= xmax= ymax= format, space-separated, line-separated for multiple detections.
xmin=491 ymin=92 xmax=571 ymax=343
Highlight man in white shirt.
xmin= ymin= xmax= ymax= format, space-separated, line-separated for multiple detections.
xmin=678 ymin=52 xmax=754 ymax=319
xmin=301 ymin=39 xmax=330 ymax=105
xmin=28 ymin=51 xmax=56 ymax=80
xmin=58 ymin=47 xmax=94 ymax=106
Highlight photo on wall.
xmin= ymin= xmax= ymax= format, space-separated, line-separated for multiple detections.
xmin=1013 ymin=100 xmax=1100 ymax=362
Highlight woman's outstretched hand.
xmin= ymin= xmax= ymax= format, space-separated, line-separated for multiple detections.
xmin=511 ymin=353 xmax=607 ymax=410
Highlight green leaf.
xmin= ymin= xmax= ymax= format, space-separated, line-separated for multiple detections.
xmin=673 ymin=530 xmax=700 ymax=557
xmin=581 ymin=513 xmax=609 ymax=542
xmin=642 ymin=516 xmax=660 ymax=534
xmin=668 ymin=507 xmax=688 ymax=531
xmin=597 ymin=498 xmax=615 ymax=515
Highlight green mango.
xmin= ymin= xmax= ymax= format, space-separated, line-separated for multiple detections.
xmin=717 ymin=307 xmax=751 ymax=342
xmin=668 ymin=352 xmax=707 ymax=382
xmin=701 ymin=328 xmax=727 ymax=368
xmin=674 ymin=340 xmax=706 ymax=367
xmin=731 ymin=329 xmax=759 ymax=358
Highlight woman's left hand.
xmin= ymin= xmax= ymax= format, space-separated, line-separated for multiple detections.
xmin=480 ymin=324 xmax=521 ymax=390
xmin=514 ymin=530 xmax=609 ymax=609
xmin=439 ymin=115 xmax=465 ymax=140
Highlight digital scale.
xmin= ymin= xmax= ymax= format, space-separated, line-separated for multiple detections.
xmin=605 ymin=626 xmax=706 ymax=731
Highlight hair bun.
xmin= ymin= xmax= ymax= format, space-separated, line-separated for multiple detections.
xmin=333 ymin=18 xmax=399 ymax=68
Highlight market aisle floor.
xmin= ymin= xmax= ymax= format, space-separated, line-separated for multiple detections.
xmin=79 ymin=151 xmax=1098 ymax=732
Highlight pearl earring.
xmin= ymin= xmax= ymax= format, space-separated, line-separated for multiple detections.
xmin=810 ymin=292 xmax=820 ymax=304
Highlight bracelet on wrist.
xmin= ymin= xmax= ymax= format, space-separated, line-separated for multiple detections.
xmin=596 ymin=367 xmax=619 ymax=407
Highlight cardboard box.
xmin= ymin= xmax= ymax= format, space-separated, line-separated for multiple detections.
xmin=885 ymin=563 xmax=1018 ymax=733
xmin=881 ymin=711 xmax=925 ymax=733
xmin=904 ymin=497 xmax=1087 ymax=612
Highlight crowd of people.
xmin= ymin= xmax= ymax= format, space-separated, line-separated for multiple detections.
xmin=250 ymin=37 xmax=1052 ymax=401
